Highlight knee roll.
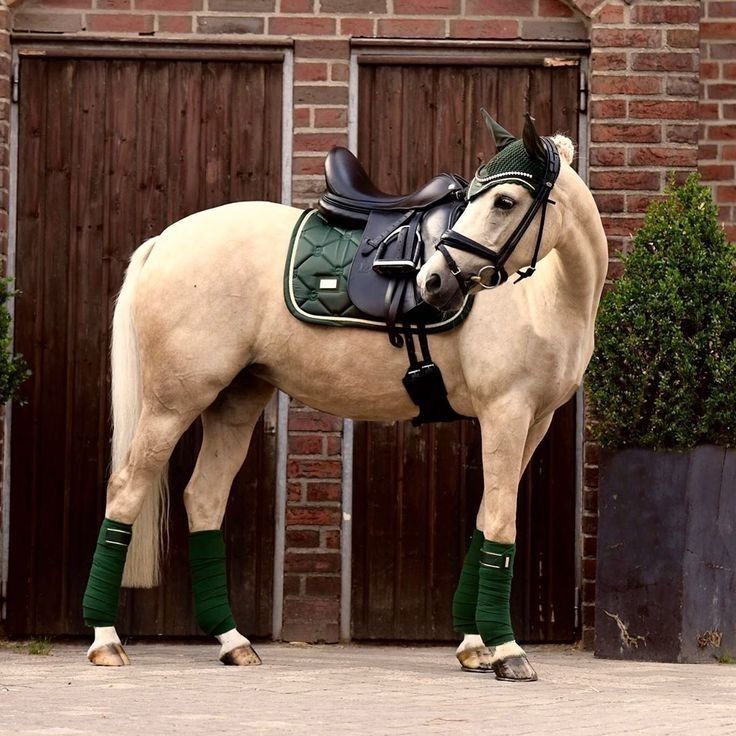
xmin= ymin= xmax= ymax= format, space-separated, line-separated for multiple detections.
xmin=189 ymin=530 xmax=236 ymax=636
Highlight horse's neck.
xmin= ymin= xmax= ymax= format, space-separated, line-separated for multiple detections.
xmin=548 ymin=200 xmax=608 ymax=323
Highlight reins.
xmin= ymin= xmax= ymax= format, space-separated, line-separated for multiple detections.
xmin=436 ymin=136 xmax=561 ymax=293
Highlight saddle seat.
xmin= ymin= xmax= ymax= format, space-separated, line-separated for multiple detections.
xmin=319 ymin=147 xmax=465 ymax=225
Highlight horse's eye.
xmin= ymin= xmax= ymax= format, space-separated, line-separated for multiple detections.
xmin=495 ymin=195 xmax=516 ymax=211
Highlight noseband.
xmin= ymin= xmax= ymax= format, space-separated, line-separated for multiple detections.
xmin=436 ymin=137 xmax=561 ymax=292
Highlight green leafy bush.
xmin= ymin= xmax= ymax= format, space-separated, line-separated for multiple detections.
xmin=587 ymin=173 xmax=736 ymax=449
xmin=0 ymin=278 xmax=30 ymax=405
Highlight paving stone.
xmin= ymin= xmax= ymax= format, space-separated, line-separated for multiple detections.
xmin=1 ymin=643 xmax=735 ymax=734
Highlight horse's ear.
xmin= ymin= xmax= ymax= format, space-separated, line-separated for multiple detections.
xmin=481 ymin=108 xmax=516 ymax=151
xmin=522 ymin=113 xmax=545 ymax=161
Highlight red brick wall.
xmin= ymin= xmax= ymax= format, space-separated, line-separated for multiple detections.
xmin=283 ymin=405 xmax=342 ymax=642
xmin=581 ymin=0 xmax=701 ymax=649
xmin=700 ymin=0 xmax=736 ymax=243
xmin=7 ymin=0 xmax=590 ymax=645
xmin=3 ymin=0 xmax=719 ymax=648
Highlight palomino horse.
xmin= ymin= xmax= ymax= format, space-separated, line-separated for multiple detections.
xmin=82 ymin=115 xmax=607 ymax=682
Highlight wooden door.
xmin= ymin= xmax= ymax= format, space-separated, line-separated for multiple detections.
xmin=7 ymin=55 xmax=282 ymax=637
xmin=352 ymin=61 xmax=580 ymax=642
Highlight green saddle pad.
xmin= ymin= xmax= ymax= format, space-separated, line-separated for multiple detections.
xmin=284 ymin=209 xmax=471 ymax=332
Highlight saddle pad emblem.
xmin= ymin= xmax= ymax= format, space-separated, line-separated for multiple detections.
xmin=284 ymin=209 xmax=472 ymax=333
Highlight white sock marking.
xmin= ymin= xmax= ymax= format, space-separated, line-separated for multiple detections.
xmin=88 ymin=626 xmax=121 ymax=656
xmin=216 ymin=628 xmax=251 ymax=657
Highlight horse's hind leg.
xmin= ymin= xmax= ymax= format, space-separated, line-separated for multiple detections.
xmin=86 ymin=402 xmax=201 ymax=666
xmin=182 ymin=373 xmax=275 ymax=666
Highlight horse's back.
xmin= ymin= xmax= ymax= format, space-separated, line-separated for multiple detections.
xmin=139 ymin=200 xmax=302 ymax=286
xmin=130 ymin=201 xmax=302 ymax=368
xmin=159 ymin=200 xmax=302 ymax=249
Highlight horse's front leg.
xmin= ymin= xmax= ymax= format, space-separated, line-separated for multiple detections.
xmin=454 ymin=406 xmax=552 ymax=682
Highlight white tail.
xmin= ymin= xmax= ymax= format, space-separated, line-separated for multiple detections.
xmin=111 ymin=238 xmax=169 ymax=588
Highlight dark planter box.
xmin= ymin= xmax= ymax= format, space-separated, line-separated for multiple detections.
xmin=595 ymin=445 xmax=736 ymax=663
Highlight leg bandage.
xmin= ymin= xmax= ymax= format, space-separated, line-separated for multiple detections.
xmin=189 ymin=530 xmax=236 ymax=636
xmin=476 ymin=540 xmax=516 ymax=647
xmin=82 ymin=518 xmax=132 ymax=627
xmin=452 ymin=529 xmax=484 ymax=634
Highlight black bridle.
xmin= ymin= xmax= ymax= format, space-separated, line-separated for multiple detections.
xmin=435 ymin=137 xmax=561 ymax=293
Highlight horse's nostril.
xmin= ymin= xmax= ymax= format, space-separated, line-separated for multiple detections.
xmin=426 ymin=273 xmax=442 ymax=293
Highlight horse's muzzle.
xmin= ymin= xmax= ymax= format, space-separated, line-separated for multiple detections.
xmin=419 ymin=268 xmax=465 ymax=312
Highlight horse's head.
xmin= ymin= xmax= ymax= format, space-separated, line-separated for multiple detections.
xmin=417 ymin=111 xmax=575 ymax=311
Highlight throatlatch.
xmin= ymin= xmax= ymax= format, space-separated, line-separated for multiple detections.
xmin=189 ymin=530 xmax=236 ymax=636
xmin=452 ymin=529 xmax=484 ymax=634
xmin=82 ymin=518 xmax=132 ymax=627
xmin=476 ymin=540 xmax=516 ymax=647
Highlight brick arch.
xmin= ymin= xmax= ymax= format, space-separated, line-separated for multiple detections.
xmin=565 ymin=0 xmax=605 ymax=20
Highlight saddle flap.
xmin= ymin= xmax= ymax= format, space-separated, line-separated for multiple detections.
xmin=347 ymin=210 xmax=421 ymax=319
xmin=346 ymin=200 xmax=466 ymax=321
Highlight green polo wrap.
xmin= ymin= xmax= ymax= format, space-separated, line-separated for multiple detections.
xmin=452 ymin=529 xmax=484 ymax=634
xmin=82 ymin=518 xmax=132 ymax=627
xmin=476 ymin=540 xmax=516 ymax=647
xmin=189 ymin=530 xmax=236 ymax=636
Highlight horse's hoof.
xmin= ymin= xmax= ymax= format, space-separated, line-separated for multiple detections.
xmin=220 ymin=644 xmax=262 ymax=666
xmin=457 ymin=648 xmax=494 ymax=673
xmin=492 ymin=654 xmax=538 ymax=682
xmin=88 ymin=642 xmax=130 ymax=667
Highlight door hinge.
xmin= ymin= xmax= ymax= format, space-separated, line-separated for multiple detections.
xmin=573 ymin=585 xmax=581 ymax=630
xmin=11 ymin=58 xmax=20 ymax=104
xmin=579 ymin=74 xmax=588 ymax=115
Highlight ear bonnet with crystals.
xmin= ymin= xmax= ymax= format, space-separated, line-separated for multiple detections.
xmin=467 ymin=109 xmax=548 ymax=200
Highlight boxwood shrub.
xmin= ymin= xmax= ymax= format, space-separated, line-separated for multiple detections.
xmin=587 ymin=174 xmax=736 ymax=449
xmin=0 ymin=278 xmax=30 ymax=406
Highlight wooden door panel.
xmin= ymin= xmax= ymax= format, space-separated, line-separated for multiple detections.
xmin=8 ymin=56 xmax=282 ymax=637
xmin=352 ymin=62 xmax=580 ymax=642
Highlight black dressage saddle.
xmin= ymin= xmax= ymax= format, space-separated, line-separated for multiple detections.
xmin=318 ymin=147 xmax=467 ymax=333
xmin=319 ymin=146 xmax=466 ymax=224
xmin=317 ymin=147 xmax=469 ymax=425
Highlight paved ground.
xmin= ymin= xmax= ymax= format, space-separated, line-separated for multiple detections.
xmin=1 ymin=642 xmax=735 ymax=735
